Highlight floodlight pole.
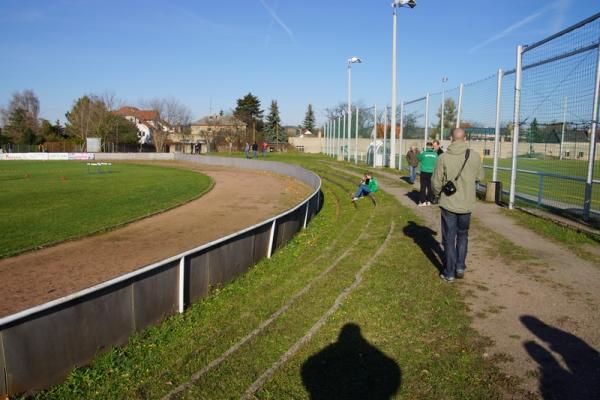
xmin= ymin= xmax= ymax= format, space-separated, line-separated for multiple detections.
xmin=440 ymin=77 xmax=448 ymax=140
xmin=509 ymin=45 xmax=523 ymax=210
xmin=583 ymin=43 xmax=600 ymax=221
xmin=424 ymin=92 xmax=430 ymax=148
xmin=389 ymin=6 xmax=398 ymax=169
xmin=456 ymin=82 xmax=464 ymax=128
xmin=347 ymin=62 xmax=352 ymax=162
xmin=355 ymin=105 xmax=359 ymax=164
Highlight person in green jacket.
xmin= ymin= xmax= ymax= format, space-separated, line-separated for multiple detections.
xmin=432 ymin=128 xmax=485 ymax=282
xmin=351 ymin=173 xmax=377 ymax=206
xmin=416 ymin=142 xmax=438 ymax=206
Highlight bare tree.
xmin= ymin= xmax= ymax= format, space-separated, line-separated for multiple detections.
xmin=143 ymin=98 xmax=192 ymax=152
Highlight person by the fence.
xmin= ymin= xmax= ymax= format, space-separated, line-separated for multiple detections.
xmin=351 ymin=173 xmax=377 ymax=207
xmin=417 ymin=142 xmax=438 ymax=206
xmin=433 ymin=128 xmax=485 ymax=282
xmin=252 ymin=142 xmax=258 ymax=158
xmin=406 ymin=146 xmax=420 ymax=184
xmin=244 ymin=142 xmax=250 ymax=159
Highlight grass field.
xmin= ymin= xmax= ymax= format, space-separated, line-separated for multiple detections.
xmin=482 ymin=157 xmax=600 ymax=211
xmin=0 ymin=161 xmax=212 ymax=259
xmin=27 ymin=154 xmax=516 ymax=399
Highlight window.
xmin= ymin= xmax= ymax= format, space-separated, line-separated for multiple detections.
xmin=296 ymin=145 xmax=305 ymax=152
xmin=578 ymin=151 xmax=584 ymax=158
xmin=484 ymin=149 xmax=490 ymax=156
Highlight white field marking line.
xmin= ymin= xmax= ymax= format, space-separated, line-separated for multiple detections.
xmin=162 ymin=215 xmax=375 ymax=400
xmin=242 ymin=222 xmax=395 ymax=399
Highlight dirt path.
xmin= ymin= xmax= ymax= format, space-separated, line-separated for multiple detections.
xmin=328 ymin=163 xmax=600 ymax=399
xmin=0 ymin=162 xmax=311 ymax=318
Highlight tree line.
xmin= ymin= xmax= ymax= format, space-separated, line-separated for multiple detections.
xmin=0 ymin=89 xmax=318 ymax=152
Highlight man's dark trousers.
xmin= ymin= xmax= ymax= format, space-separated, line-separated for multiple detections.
xmin=441 ymin=208 xmax=471 ymax=278
xmin=419 ymin=172 xmax=433 ymax=203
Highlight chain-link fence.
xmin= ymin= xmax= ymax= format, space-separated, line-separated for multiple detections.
xmin=322 ymin=12 xmax=599 ymax=225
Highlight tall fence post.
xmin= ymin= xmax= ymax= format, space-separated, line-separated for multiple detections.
xmin=509 ymin=45 xmax=524 ymax=210
xmin=493 ymin=69 xmax=503 ymax=182
xmin=584 ymin=43 xmax=600 ymax=221
xmin=354 ymin=106 xmax=359 ymax=164
xmin=456 ymin=83 xmax=464 ymax=128
xmin=267 ymin=219 xmax=276 ymax=258
xmin=342 ymin=113 xmax=347 ymax=161
xmin=399 ymin=100 xmax=404 ymax=170
xmin=424 ymin=93 xmax=430 ymax=148
xmin=373 ymin=104 xmax=377 ymax=168
xmin=178 ymin=256 xmax=185 ymax=313
xmin=336 ymin=116 xmax=341 ymax=158
xmin=383 ymin=106 xmax=388 ymax=167
xmin=560 ymin=97 xmax=567 ymax=160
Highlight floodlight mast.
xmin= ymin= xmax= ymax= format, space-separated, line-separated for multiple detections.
xmin=389 ymin=0 xmax=416 ymax=169
xmin=347 ymin=56 xmax=362 ymax=162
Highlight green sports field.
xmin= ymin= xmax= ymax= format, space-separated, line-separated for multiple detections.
xmin=0 ymin=161 xmax=212 ymax=259
xmin=482 ymin=157 xmax=600 ymax=212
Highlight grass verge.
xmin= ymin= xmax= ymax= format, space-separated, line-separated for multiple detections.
xmin=26 ymin=154 xmax=513 ymax=399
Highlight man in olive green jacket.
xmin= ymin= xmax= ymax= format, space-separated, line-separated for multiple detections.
xmin=432 ymin=128 xmax=485 ymax=282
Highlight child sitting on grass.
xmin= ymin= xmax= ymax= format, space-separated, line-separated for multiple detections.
xmin=351 ymin=173 xmax=378 ymax=206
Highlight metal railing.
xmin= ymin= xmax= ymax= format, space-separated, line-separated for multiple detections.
xmin=0 ymin=153 xmax=322 ymax=397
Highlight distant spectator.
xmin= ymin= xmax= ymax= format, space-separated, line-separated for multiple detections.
xmin=252 ymin=142 xmax=258 ymax=158
xmin=406 ymin=146 xmax=420 ymax=184
xmin=433 ymin=128 xmax=485 ymax=282
xmin=433 ymin=140 xmax=444 ymax=155
xmin=262 ymin=141 xmax=268 ymax=157
xmin=417 ymin=142 xmax=438 ymax=206
xmin=244 ymin=142 xmax=250 ymax=159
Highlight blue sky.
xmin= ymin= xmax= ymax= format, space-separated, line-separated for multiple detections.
xmin=0 ymin=0 xmax=598 ymax=126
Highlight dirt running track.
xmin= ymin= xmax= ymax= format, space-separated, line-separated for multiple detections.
xmin=0 ymin=162 xmax=311 ymax=318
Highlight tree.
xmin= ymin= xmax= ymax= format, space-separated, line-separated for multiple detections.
xmin=40 ymin=119 xmax=67 ymax=141
xmin=436 ymin=98 xmax=457 ymax=139
xmin=264 ymin=100 xmax=283 ymax=143
xmin=143 ymin=98 xmax=192 ymax=152
xmin=234 ymin=92 xmax=263 ymax=141
xmin=303 ymin=104 xmax=316 ymax=132
xmin=2 ymin=90 xmax=41 ymax=143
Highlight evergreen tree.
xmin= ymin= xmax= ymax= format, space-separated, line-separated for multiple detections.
xmin=5 ymin=108 xmax=36 ymax=144
xmin=436 ymin=98 xmax=457 ymax=139
xmin=264 ymin=100 xmax=283 ymax=143
xmin=234 ymin=92 xmax=264 ymax=140
xmin=303 ymin=104 xmax=316 ymax=132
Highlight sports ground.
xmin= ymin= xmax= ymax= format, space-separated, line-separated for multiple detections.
xmin=2 ymin=154 xmax=598 ymax=399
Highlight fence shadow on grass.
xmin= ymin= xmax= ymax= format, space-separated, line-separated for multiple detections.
xmin=402 ymin=221 xmax=444 ymax=273
xmin=521 ymin=315 xmax=600 ymax=400
xmin=301 ymin=323 xmax=401 ymax=400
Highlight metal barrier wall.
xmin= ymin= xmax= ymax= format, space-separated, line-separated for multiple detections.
xmin=0 ymin=154 xmax=322 ymax=397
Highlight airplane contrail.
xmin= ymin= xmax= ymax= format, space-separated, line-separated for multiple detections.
xmin=259 ymin=0 xmax=293 ymax=40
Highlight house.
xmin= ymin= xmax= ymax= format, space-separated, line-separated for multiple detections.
xmin=172 ymin=114 xmax=246 ymax=154
xmin=114 ymin=106 xmax=171 ymax=145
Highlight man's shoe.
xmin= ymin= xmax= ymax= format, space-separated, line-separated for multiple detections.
xmin=439 ymin=274 xmax=455 ymax=282
xmin=418 ymin=202 xmax=427 ymax=207
xmin=456 ymin=269 xmax=465 ymax=279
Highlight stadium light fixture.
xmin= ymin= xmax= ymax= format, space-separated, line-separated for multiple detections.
xmin=389 ymin=0 xmax=416 ymax=169
xmin=347 ymin=56 xmax=363 ymax=162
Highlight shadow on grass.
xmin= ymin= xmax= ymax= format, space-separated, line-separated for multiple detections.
xmin=521 ymin=315 xmax=600 ymax=400
xmin=301 ymin=323 xmax=401 ymax=400
xmin=402 ymin=221 xmax=444 ymax=273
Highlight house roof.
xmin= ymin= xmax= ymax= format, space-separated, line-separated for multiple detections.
xmin=114 ymin=106 xmax=158 ymax=121
xmin=192 ymin=115 xmax=246 ymax=127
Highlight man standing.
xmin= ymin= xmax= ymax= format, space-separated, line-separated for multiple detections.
xmin=406 ymin=146 xmax=419 ymax=184
xmin=433 ymin=128 xmax=484 ymax=282
xmin=244 ymin=142 xmax=250 ymax=159
xmin=252 ymin=142 xmax=258 ymax=158
xmin=416 ymin=142 xmax=438 ymax=206
xmin=433 ymin=140 xmax=444 ymax=155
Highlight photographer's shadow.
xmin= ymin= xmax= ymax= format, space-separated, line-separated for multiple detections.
xmin=301 ymin=323 xmax=401 ymax=400
xmin=403 ymin=221 xmax=444 ymax=273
